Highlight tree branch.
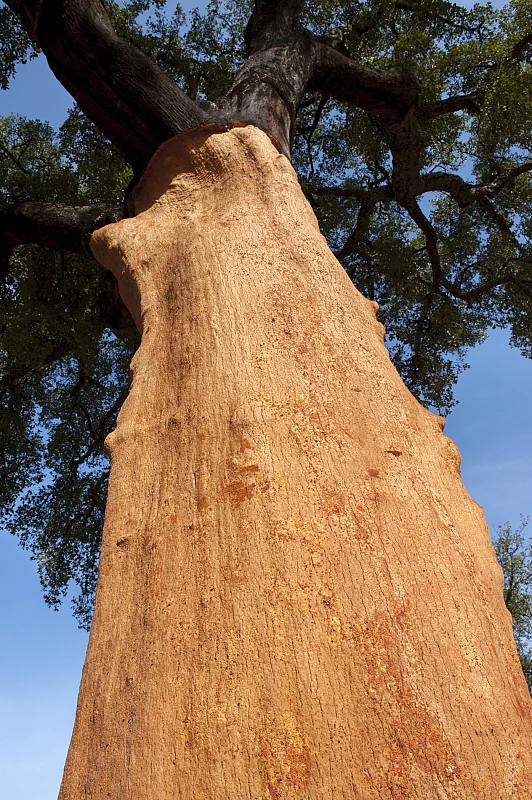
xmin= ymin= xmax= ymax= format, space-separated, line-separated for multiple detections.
xmin=245 ymin=0 xmax=305 ymax=52
xmin=482 ymin=162 xmax=532 ymax=198
xmin=0 ymin=203 xmax=137 ymax=339
xmin=307 ymin=183 xmax=393 ymax=260
xmin=6 ymin=0 xmax=212 ymax=172
xmin=0 ymin=201 xmax=121 ymax=267
xmin=405 ymin=200 xmax=531 ymax=303
xmin=405 ymin=200 xmax=444 ymax=291
xmin=0 ymin=340 xmax=73 ymax=390
xmin=336 ymin=196 xmax=380 ymax=260
xmin=307 ymin=40 xmax=419 ymax=122
xmin=420 ymin=92 xmax=480 ymax=120
xmin=420 ymin=163 xmax=532 ymax=204
xmin=508 ymin=32 xmax=532 ymax=63
xmin=418 ymin=168 xmax=531 ymax=255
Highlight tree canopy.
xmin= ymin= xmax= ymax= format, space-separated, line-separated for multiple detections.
xmin=1 ymin=0 xmax=531 ymax=627
xmin=493 ymin=517 xmax=532 ymax=690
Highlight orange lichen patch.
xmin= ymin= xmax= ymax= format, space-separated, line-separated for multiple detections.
xmin=352 ymin=610 xmax=463 ymax=789
xmin=240 ymin=437 xmax=252 ymax=452
xmin=197 ymin=496 xmax=209 ymax=511
xmin=319 ymin=487 xmax=346 ymax=516
xmin=286 ymin=741 xmax=311 ymax=791
xmin=240 ymin=463 xmax=259 ymax=473
xmin=260 ymin=716 xmax=311 ymax=800
xmin=368 ymin=469 xmax=380 ymax=478
xmin=222 ymin=480 xmax=255 ymax=505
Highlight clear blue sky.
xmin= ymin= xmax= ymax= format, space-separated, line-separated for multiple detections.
xmin=0 ymin=2 xmax=531 ymax=799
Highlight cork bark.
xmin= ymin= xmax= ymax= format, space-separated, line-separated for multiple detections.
xmin=60 ymin=125 xmax=532 ymax=799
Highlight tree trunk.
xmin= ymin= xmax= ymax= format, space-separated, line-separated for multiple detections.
xmin=60 ymin=125 xmax=532 ymax=799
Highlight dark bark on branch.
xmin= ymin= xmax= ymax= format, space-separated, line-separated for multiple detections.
xmin=419 ymin=168 xmax=532 ymax=254
xmin=245 ymin=0 xmax=305 ymax=52
xmin=509 ymin=32 xmax=532 ymax=63
xmin=0 ymin=201 xmax=137 ymax=339
xmin=420 ymin=163 xmax=532 ymax=205
xmin=405 ymin=200 xmax=531 ymax=303
xmin=405 ymin=200 xmax=445 ymax=291
xmin=7 ymin=0 xmax=524 ymax=311
xmin=419 ymin=171 xmax=477 ymax=206
xmin=96 ymin=271 xmax=138 ymax=341
xmin=5 ymin=0 xmax=212 ymax=172
xmin=6 ymin=0 xmax=423 ymax=170
xmin=0 ymin=201 xmax=120 ymax=263
xmin=218 ymin=41 xmax=313 ymax=156
xmin=307 ymin=184 xmax=369 ymax=200
xmin=420 ymin=92 xmax=480 ymax=119
xmin=336 ymin=197 xmax=379 ymax=260
xmin=307 ymin=41 xmax=419 ymax=123
xmin=308 ymin=184 xmax=393 ymax=260
xmin=482 ymin=162 xmax=532 ymax=197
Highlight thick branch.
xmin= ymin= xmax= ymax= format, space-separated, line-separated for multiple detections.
xmin=419 ymin=171 xmax=476 ymax=206
xmin=420 ymin=163 xmax=532 ymax=204
xmin=419 ymin=168 xmax=531 ymax=254
xmin=7 ymin=0 xmax=422 ymax=167
xmin=224 ymin=12 xmax=421 ymax=154
xmin=0 ymin=201 xmax=120 ymax=264
xmin=420 ymin=92 xmax=480 ymax=120
xmin=405 ymin=200 xmax=444 ymax=291
xmin=482 ymin=162 xmax=532 ymax=197
xmin=96 ymin=271 xmax=139 ymax=340
xmin=508 ymin=32 xmax=532 ymax=63
xmin=307 ymin=40 xmax=419 ymax=122
xmin=0 ymin=202 xmax=137 ymax=339
xmin=6 ymin=0 xmax=211 ymax=171
xmin=245 ymin=0 xmax=305 ymax=52
xmin=336 ymin=197 xmax=379 ymax=260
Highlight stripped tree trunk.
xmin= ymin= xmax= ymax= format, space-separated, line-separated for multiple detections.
xmin=60 ymin=125 xmax=532 ymax=799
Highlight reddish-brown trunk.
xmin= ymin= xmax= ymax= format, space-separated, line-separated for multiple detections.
xmin=60 ymin=126 xmax=532 ymax=799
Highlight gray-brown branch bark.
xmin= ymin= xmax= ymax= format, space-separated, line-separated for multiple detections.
xmin=420 ymin=92 xmax=481 ymax=119
xmin=7 ymin=0 xmax=423 ymax=170
xmin=5 ymin=0 xmax=212 ymax=172
xmin=0 ymin=201 xmax=121 ymax=262
xmin=0 ymin=201 xmax=137 ymax=339
xmin=5 ymin=0 xmax=530 ymax=326
xmin=307 ymin=42 xmax=419 ymax=123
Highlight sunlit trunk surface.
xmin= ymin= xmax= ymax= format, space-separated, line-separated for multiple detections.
xmin=59 ymin=125 xmax=532 ymax=799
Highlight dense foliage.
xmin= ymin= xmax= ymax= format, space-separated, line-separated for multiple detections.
xmin=1 ymin=0 xmax=531 ymax=626
xmin=494 ymin=517 xmax=532 ymax=691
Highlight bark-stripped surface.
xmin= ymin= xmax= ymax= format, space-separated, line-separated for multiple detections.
xmin=58 ymin=126 xmax=532 ymax=799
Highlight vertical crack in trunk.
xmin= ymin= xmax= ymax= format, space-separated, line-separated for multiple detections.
xmin=60 ymin=126 xmax=532 ymax=799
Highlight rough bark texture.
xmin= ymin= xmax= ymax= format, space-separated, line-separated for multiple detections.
xmin=62 ymin=125 xmax=532 ymax=799
xmin=5 ymin=0 xmax=212 ymax=171
xmin=6 ymin=0 xmax=422 ymax=172
xmin=0 ymin=201 xmax=120 ymax=260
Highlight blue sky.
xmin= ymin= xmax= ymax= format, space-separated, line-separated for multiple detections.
xmin=1 ymin=2 xmax=531 ymax=799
